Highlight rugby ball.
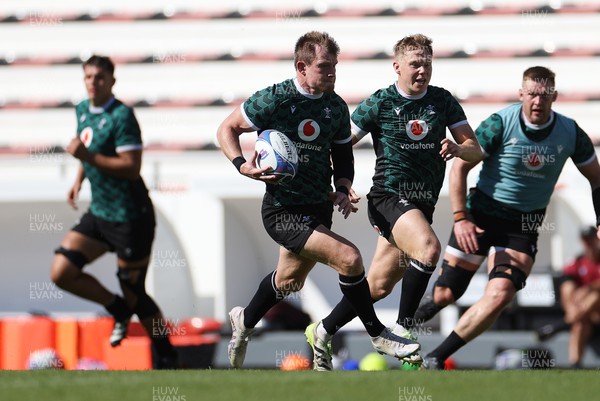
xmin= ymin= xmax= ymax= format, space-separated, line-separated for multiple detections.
xmin=255 ymin=129 xmax=299 ymax=184
xmin=27 ymin=348 xmax=64 ymax=370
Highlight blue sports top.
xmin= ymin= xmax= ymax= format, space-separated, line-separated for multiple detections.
xmin=474 ymin=103 xmax=595 ymax=212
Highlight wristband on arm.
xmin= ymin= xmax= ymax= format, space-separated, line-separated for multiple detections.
xmin=336 ymin=186 xmax=349 ymax=196
xmin=453 ymin=210 xmax=467 ymax=223
xmin=232 ymin=156 xmax=246 ymax=172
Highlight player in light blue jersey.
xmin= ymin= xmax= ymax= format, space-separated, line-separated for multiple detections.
xmin=418 ymin=66 xmax=600 ymax=369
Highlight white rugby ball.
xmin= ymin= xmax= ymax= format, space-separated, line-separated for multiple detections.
xmin=27 ymin=348 xmax=64 ymax=370
xmin=255 ymin=130 xmax=299 ymax=184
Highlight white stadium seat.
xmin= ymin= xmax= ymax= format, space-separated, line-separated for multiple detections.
xmin=0 ymin=0 xmax=588 ymax=16
xmin=1 ymin=15 xmax=598 ymax=59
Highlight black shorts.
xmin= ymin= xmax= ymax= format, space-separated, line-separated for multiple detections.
xmin=367 ymin=187 xmax=434 ymax=240
xmin=261 ymin=193 xmax=333 ymax=254
xmin=71 ymin=209 xmax=155 ymax=261
xmin=447 ymin=208 xmax=539 ymax=260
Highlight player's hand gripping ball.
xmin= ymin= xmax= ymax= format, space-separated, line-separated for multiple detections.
xmin=255 ymin=130 xmax=299 ymax=184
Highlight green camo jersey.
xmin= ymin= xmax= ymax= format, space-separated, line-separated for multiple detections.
xmin=76 ymin=98 xmax=151 ymax=222
xmin=242 ymin=78 xmax=352 ymax=205
xmin=352 ymin=83 xmax=468 ymax=207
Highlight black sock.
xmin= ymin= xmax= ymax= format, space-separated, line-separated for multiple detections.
xmin=397 ymin=260 xmax=433 ymax=328
xmin=105 ymin=295 xmax=132 ymax=321
xmin=243 ymin=271 xmax=285 ymax=328
xmin=322 ymin=296 xmax=378 ymax=335
xmin=427 ymin=330 xmax=466 ymax=361
xmin=413 ymin=299 xmax=443 ymax=322
xmin=151 ymin=334 xmax=176 ymax=358
xmin=339 ymin=272 xmax=385 ymax=337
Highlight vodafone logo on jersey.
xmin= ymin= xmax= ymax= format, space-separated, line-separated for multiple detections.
xmin=298 ymin=119 xmax=320 ymax=142
xmin=523 ymin=152 xmax=545 ymax=171
xmin=405 ymin=120 xmax=429 ymax=141
xmin=80 ymin=127 xmax=94 ymax=147
xmin=522 ymin=145 xmax=555 ymax=172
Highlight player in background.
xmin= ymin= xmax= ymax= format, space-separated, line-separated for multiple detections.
xmin=557 ymin=227 xmax=600 ymax=368
xmin=305 ymin=34 xmax=482 ymax=370
xmin=536 ymin=226 xmax=600 ymax=368
xmin=415 ymin=66 xmax=600 ymax=369
xmin=50 ymin=55 xmax=178 ymax=369
xmin=217 ymin=31 xmax=420 ymax=369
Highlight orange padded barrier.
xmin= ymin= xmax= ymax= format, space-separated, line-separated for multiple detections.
xmin=77 ymin=317 xmax=113 ymax=362
xmin=55 ymin=318 xmax=78 ymax=370
xmin=1 ymin=316 xmax=56 ymax=370
xmin=103 ymin=337 xmax=152 ymax=370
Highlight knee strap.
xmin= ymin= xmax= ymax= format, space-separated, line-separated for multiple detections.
xmin=116 ymin=267 xmax=147 ymax=291
xmin=55 ymin=247 xmax=88 ymax=269
xmin=435 ymin=260 xmax=476 ymax=301
xmin=489 ymin=264 xmax=527 ymax=291
xmin=117 ymin=267 xmax=159 ymax=320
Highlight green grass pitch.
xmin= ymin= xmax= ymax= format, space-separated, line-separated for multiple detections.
xmin=1 ymin=369 xmax=597 ymax=401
